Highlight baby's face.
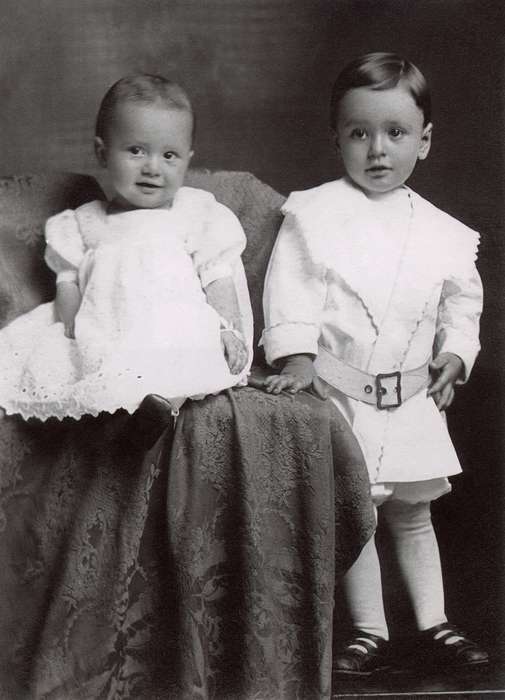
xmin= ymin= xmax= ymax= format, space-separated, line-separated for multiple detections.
xmin=335 ymin=83 xmax=432 ymax=197
xmin=96 ymin=101 xmax=193 ymax=210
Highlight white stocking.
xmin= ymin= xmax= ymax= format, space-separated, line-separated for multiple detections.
xmin=381 ymin=499 xmax=447 ymax=631
xmin=342 ymin=532 xmax=389 ymax=640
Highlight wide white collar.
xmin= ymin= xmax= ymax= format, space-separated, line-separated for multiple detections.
xmin=283 ymin=178 xmax=479 ymax=335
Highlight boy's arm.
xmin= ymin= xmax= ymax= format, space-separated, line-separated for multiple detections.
xmin=430 ymin=261 xmax=483 ymax=410
xmin=55 ymin=281 xmax=81 ymax=339
xmin=263 ymin=353 xmax=328 ymax=399
xmin=205 ymin=277 xmax=248 ymax=375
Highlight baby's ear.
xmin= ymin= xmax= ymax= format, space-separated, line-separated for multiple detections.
xmin=418 ymin=123 xmax=433 ymax=161
xmin=94 ymin=137 xmax=107 ymax=168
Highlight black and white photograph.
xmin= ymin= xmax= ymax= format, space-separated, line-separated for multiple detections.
xmin=0 ymin=1 xmax=503 ymax=698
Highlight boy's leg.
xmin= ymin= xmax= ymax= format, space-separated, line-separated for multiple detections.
xmin=382 ymin=498 xmax=488 ymax=666
xmin=381 ymin=499 xmax=446 ymax=630
xmin=334 ymin=529 xmax=390 ymax=675
xmin=342 ymin=532 xmax=389 ymax=639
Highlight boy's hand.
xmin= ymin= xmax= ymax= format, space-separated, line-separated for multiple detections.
xmin=221 ymin=330 xmax=248 ymax=375
xmin=263 ymin=354 xmax=328 ymax=400
xmin=428 ymin=352 xmax=464 ymax=411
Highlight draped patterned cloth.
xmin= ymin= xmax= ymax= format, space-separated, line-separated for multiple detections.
xmin=0 ymin=171 xmax=375 ymax=699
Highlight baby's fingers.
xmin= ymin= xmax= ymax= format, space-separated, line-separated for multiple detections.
xmin=230 ymin=346 xmax=248 ymax=374
xmin=222 ymin=332 xmax=248 ymax=374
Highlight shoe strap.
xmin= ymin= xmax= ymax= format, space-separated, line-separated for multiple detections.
xmin=433 ymin=628 xmax=467 ymax=646
xmin=346 ymin=635 xmax=379 ymax=655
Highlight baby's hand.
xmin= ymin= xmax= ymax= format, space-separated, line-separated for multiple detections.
xmin=221 ymin=330 xmax=248 ymax=375
xmin=64 ymin=322 xmax=75 ymax=339
xmin=263 ymin=354 xmax=327 ymax=400
xmin=427 ymin=352 xmax=463 ymax=411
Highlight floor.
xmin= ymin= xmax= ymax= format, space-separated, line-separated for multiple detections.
xmin=332 ymin=649 xmax=505 ymax=698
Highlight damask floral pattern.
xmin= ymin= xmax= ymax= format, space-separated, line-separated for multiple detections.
xmin=0 ymin=389 xmax=374 ymax=700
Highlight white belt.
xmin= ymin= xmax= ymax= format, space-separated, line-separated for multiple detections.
xmin=314 ymin=344 xmax=430 ymax=410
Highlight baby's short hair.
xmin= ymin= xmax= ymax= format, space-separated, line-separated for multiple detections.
xmin=95 ymin=74 xmax=194 ymax=141
xmin=330 ymin=52 xmax=431 ymax=130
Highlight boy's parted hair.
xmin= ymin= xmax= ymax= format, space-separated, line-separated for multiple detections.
xmin=330 ymin=52 xmax=431 ymax=130
xmin=95 ymin=74 xmax=194 ymax=141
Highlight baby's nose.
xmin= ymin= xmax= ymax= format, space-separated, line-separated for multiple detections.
xmin=142 ymin=155 xmax=161 ymax=175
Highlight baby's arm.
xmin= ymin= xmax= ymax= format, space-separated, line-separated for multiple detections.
xmin=44 ymin=209 xmax=86 ymax=339
xmin=205 ymin=277 xmax=248 ymax=375
xmin=55 ymin=281 xmax=81 ymax=339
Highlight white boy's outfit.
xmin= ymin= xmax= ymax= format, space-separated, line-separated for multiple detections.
xmin=262 ymin=177 xmax=482 ymax=497
xmin=0 ymin=187 xmax=253 ymax=421
xmin=262 ymin=177 xmax=483 ymax=636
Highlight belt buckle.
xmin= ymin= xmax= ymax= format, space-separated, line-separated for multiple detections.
xmin=375 ymin=371 xmax=402 ymax=410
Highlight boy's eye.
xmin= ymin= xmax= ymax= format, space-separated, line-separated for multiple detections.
xmin=350 ymin=128 xmax=367 ymax=140
xmin=389 ymin=128 xmax=404 ymax=138
xmin=164 ymin=151 xmax=176 ymax=161
xmin=128 ymin=146 xmax=144 ymax=155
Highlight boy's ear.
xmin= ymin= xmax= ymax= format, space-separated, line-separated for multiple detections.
xmin=94 ymin=137 xmax=107 ymax=168
xmin=418 ymin=123 xmax=432 ymax=160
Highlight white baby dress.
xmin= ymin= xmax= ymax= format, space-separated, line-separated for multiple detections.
xmin=0 ymin=187 xmax=253 ymax=420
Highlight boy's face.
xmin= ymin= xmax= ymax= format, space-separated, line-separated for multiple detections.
xmin=335 ymin=83 xmax=432 ymax=197
xmin=95 ymin=100 xmax=193 ymax=210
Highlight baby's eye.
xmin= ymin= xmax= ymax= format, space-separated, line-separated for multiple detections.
xmin=164 ymin=151 xmax=177 ymax=161
xmin=128 ymin=146 xmax=144 ymax=155
xmin=389 ymin=128 xmax=404 ymax=139
xmin=350 ymin=128 xmax=367 ymax=140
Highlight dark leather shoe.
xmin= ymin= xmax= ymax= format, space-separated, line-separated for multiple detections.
xmin=421 ymin=623 xmax=489 ymax=667
xmin=124 ymin=394 xmax=176 ymax=452
xmin=334 ymin=630 xmax=390 ymax=676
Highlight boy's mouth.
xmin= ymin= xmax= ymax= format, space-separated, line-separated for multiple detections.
xmin=137 ymin=182 xmax=162 ymax=189
xmin=366 ymin=165 xmax=391 ymax=173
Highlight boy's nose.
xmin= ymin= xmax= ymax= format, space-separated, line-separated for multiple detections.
xmin=368 ymin=134 xmax=385 ymax=158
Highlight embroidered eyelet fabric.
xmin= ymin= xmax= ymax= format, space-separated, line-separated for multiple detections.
xmin=0 ymin=192 xmax=252 ymax=421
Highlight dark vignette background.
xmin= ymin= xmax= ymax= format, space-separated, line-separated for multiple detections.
xmin=0 ymin=0 xmax=503 ymax=676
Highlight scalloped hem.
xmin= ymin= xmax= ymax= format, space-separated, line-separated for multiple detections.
xmin=1 ymin=401 xmax=137 ymax=422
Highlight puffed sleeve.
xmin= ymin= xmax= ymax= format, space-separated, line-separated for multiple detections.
xmin=261 ymin=209 xmax=327 ymax=366
xmin=435 ymin=260 xmax=483 ymax=382
xmin=192 ymin=200 xmax=246 ymax=289
xmin=44 ymin=209 xmax=85 ymax=284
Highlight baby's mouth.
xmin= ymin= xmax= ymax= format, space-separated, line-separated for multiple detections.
xmin=137 ymin=182 xmax=162 ymax=189
xmin=366 ymin=165 xmax=391 ymax=173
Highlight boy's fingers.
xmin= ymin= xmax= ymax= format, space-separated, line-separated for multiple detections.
xmin=428 ymin=367 xmax=450 ymax=395
xmin=312 ymin=376 xmax=328 ymax=400
xmin=288 ymin=378 xmax=307 ymax=394
xmin=265 ymin=376 xmax=289 ymax=394
xmin=440 ymin=384 xmax=455 ymax=410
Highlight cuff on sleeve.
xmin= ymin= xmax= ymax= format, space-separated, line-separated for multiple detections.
xmin=200 ymin=262 xmax=234 ymax=289
xmin=438 ymin=334 xmax=481 ymax=383
xmin=261 ymin=322 xmax=320 ymax=367
xmin=56 ymin=269 xmax=79 ymax=284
